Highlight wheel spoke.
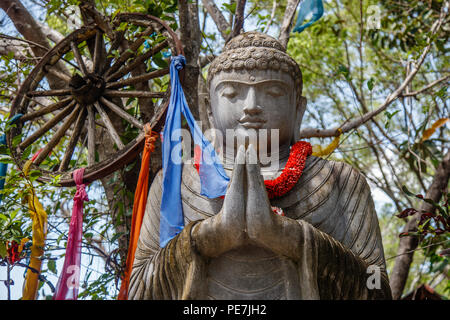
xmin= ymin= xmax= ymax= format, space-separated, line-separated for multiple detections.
xmin=106 ymin=39 xmax=168 ymax=83
xmin=59 ymin=109 xmax=87 ymax=172
xmin=33 ymin=104 xmax=82 ymax=166
xmin=106 ymin=67 xmax=169 ymax=90
xmin=99 ymin=97 xmax=143 ymax=130
xmin=104 ymin=90 xmax=165 ymax=99
xmin=27 ymin=88 xmax=72 ymax=97
xmin=93 ymin=31 xmax=104 ymax=73
xmin=99 ymin=31 xmax=125 ymax=76
xmin=71 ymin=41 xmax=89 ymax=76
xmin=19 ymin=100 xmax=77 ymax=150
xmin=93 ymin=102 xmax=125 ymax=150
xmin=87 ymin=104 xmax=96 ymax=166
xmin=105 ymin=27 xmax=154 ymax=77
xmin=20 ymin=97 xmax=73 ymax=122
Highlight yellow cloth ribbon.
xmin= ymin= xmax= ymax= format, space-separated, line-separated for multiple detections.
xmin=312 ymin=129 xmax=343 ymax=157
xmin=21 ymin=160 xmax=47 ymax=300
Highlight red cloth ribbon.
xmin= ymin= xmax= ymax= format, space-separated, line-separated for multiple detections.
xmin=53 ymin=168 xmax=88 ymax=300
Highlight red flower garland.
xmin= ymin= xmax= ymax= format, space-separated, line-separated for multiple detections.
xmin=264 ymin=141 xmax=312 ymax=199
xmin=194 ymin=141 xmax=312 ymax=200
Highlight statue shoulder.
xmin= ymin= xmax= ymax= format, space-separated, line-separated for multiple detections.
xmin=295 ymin=157 xmax=387 ymax=270
xmin=273 ymin=156 xmax=345 ymax=211
xmin=331 ymin=159 xmax=372 ymax=191
xmin=305 ymin=156 xmax=373 ymax=194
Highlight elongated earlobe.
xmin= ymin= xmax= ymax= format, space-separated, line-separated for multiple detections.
xmin=205 ymin=96 xmax=215 ymax=130
xmin=292 ymin=96 xmax=307 ymax=144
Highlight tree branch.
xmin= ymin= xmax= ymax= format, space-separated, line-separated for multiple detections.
xmin=278 ymin=0 xmax=300 ymax=49
xmin=300 ymin=3 xmax=448 ymax=139
xmin=400 ymin=74 xmax=450 ymax=97
xmin=231 ymin=0 xmax=246 ymax=38
xmin=37 ymin=21 xmax=65 ymax=44
xmin=0 ymin=0 xmax=70 ymax=88
xmin=0 ymin=36 xmax=34 ymax=60
xmin=264 ymin=0 xmax=278 ymax=33
xmin=201 ymin=0 xmax=231 ymax=40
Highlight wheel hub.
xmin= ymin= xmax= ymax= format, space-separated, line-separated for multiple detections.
xmin=69 ymin=73 xmax=105 ymax=106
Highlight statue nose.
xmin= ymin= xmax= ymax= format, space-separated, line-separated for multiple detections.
xmin=243 ymin=87 xmax=262 ymax=115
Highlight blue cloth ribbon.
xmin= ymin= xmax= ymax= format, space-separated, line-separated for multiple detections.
xmin=0 ymin=113 xmax=23 ymax=203
xmin=293 ymin=0 xmax=324 ymax=33
xmin=0 ymin=135 xmax=7 ymax=200
xmin=159 ymin=56 xmax=229 ymax=248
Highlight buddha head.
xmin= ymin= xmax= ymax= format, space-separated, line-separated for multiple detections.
xmin=207 ymin=32 xmax=306 ymax=162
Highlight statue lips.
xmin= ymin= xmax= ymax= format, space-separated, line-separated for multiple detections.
xmin=238 ymin=116 xmax=267 ymax=129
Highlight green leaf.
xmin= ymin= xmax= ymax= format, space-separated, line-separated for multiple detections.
xmin=48 ymin=259 xmax=57 ymax=274
xmin=110 ymin=232 xmax=125 ymax=243
xmin=10 ymin=209 xmax=18 ymax=220
xmin=337 ymin=65 xmax=350 ymax=80
xmin=11 ymin=134 xmax=22 ymax=148
xmin=402 ymin=185 xmax=416 ymax=197
xmin=28 ymin=170 xmax=42 ymax=181
xmin=0 ymin=241 xmax=6 ymax=258
xmin=367 ymin=77 xmax=375 ymax=91
xmin=21 ymin=145 xmax=32 ymax=160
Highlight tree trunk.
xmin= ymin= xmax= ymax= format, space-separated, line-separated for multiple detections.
xmin=178 ymin=0 xmax=201 ymax=120
xmin=278 ymin=0 xmax=300 ymax=49
xmin=389 ymin=150 xmax=450 ymax=299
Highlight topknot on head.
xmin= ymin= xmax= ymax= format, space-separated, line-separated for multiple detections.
xmin=223 ymin=31 xmax=286 ymax=53
xmin=207 ymin=31 xmax=303 ymax=97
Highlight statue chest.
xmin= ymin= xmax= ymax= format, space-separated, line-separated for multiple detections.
xmin=202 ymin=245 xmax=302 ymax=300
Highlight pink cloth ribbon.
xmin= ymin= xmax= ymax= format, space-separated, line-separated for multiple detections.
xmin=53 ymin=168 xmax=88 ymax=300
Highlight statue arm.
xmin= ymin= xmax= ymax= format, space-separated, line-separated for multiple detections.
xmin=296 ymin=165 xmax=391 ymax=299
xmin=309 ymin=165 xmax=391 ymax=299
xmin=300 ymin=219 xmax=391 ymax=299
xmin=248 ymin=159 xmax=391 ymax=299
xmin=257 ymin=213 xmax=390 ymax=299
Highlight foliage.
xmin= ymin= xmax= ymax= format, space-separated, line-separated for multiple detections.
xmin=285 ymin=0 xmax=449 ymax=296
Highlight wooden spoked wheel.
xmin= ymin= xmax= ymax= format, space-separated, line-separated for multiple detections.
xmin=7 ymin=13 xmax=183 ymax=187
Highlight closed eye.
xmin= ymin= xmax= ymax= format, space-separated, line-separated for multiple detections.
xmin=265 ymin=84 xmax=285 ymax=97
xmin=221 ymin=84 xmax=238 ymax=99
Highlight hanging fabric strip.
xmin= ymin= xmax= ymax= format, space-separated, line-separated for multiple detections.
xmin=293 ymin=0 xmax=324 ymax=33
xmin=0 ymin=113 xmax=23 ymax=203
xmin=118 ymin=124 xmax=158 ymax=300
xmin=0 ymin=135 xmax=7 ymax=202
xmin=421 ymin=118 xmax=448 ymax=142
xmin=53 ymin=168 xmax=88 ymax=300
xmin=22 ymin=155 xmax=48 ymax=300
xmin=159 ymin=56 xmax=229 ymax=248
xmin=312 ymin=129 xmax=342 ymax=157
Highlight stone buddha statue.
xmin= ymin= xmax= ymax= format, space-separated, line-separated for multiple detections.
xmin=128 ymin=32 xmax=392 ymax=300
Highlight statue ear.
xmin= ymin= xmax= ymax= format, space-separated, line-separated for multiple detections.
xmin=292 ymin=96 xmax=307 ymax=143
xmin=205 ymin=95 xmax=215 ymax=129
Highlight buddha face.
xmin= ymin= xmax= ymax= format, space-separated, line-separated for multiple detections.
xmin=209 ymin=69 xmax=306 ymax=157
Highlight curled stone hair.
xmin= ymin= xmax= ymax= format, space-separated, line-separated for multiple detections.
xmin=207 ymin=31 xmax=303 ymax=98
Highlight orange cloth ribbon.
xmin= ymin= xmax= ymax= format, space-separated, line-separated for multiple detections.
xmin=118 ymin=124 xmax=158 ymax=300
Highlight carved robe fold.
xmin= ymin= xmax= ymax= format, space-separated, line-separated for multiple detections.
xmin=128 ymin=156 xmax=392 ymax=299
